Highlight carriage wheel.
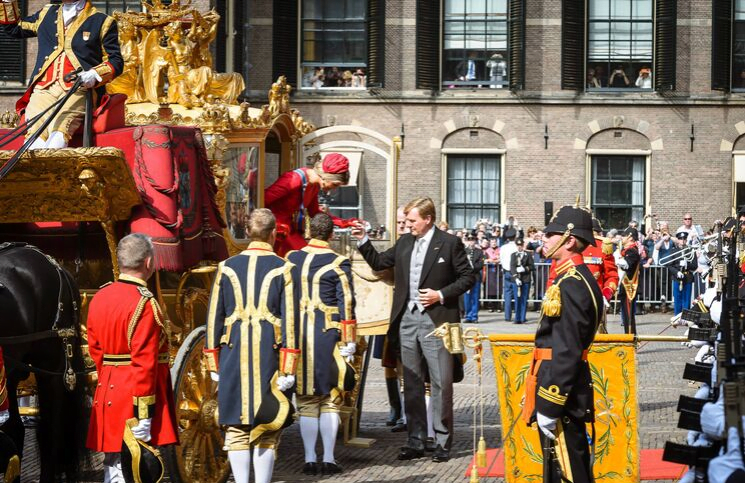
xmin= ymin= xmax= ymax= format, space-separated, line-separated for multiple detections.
xmin=163 ymin=326 xmax=230 ymax=483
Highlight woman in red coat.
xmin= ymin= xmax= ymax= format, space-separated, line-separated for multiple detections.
xmin=265 ymin=153 xmax=353 ymax=256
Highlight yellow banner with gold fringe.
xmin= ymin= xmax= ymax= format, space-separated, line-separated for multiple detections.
xmin=489 ymin=334 xmax=639 ymax=482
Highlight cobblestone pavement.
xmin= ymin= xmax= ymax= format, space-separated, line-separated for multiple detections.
xmin=21 ymin=309 xmax=695 ymax=483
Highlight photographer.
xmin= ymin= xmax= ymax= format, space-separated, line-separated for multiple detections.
xmin=609 ymin=64 xmax=630 ymax=87
xmin=635 ymin=66 xmax=652 ymax=89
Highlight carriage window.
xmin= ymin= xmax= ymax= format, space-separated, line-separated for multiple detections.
xmin=442 ymin=0 xmax=510 ymax=89
xmin=223 ymin=145 xmax=259 ymax=241
xmin=446 ymin=155 xmax=501 ymax=230
xmin=300 ymin=0 xmax=368 ymax=89
xmin=587 ymin=0 xmax=653 ymax=90
xmin=591 ymin=155 xmax=646 ymax=230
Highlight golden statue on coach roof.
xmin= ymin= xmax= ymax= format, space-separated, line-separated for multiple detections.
xmin=106 ymin=0 xmax=244 ymax=108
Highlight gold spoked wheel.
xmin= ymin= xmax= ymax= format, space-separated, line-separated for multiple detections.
xmin=164 ymin=326 xmax=230 ymax=483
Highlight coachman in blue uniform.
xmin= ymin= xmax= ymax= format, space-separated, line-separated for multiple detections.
xmin=287 ymin=213 xmax=357 ymax=476
xmin=615 ymin=227 xmax=641 ymax=335
xmin=204 ymin=209 xmax=299 ymax=483
xmin=522 ymin=205 xmax=604 ymax=483
xmin=0 ymin=0 xmax=123 ymax=148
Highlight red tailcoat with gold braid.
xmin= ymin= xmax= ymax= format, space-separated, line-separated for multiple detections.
xmin=204 ymin=242 xmax=299 ymax=440
xmin=0 ymin=1 xmax=123 ymax=113
xmin=546 ymin=236 xmax=618 ymax=300
xmin=85 ymin=275 xmax=178 ymax=452
xmin=286 ymin=240 xmax=357 ymax=398
xmin=264 ymin=168 xmax=345 ymax=257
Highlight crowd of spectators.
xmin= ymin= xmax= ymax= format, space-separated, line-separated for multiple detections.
xmin=440 ymin=212 xmax=719 ymax=323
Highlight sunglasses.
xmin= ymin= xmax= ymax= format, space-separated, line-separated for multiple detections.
xmin=683 ymin=218 xmax=692 ymax=220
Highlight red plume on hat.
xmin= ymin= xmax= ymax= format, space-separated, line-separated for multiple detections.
xmin=322 ymin=153 xmax=350 ymax=174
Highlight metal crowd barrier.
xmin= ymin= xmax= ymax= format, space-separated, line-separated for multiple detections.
xmin=479 ymin=262 xmax=704 ymax=308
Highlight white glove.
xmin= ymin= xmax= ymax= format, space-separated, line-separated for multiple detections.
xmin=131 ymin=418 xmax=152 ymax=442
xmin=616 ymin=258 xmax=629 ymax=270
xmin=710 ymin=300 xmax=722 ymax=325
xmin=536 ymin=412 xmax=557 ymax=440
xmin=707 ymin=427 xmax=745 ymax=483
xmin=78 ymin=69 xmax=102 ymax=88
xmin=678 ymin=468 xmax=696 ymax=483
xmin=694 ymin=345 xmax=711 ymax=363
xmin=603 ymin=297 xmax=610 ymax=310
xmin=516 ymin=266 xmax=525 ymax=273
xmin=516 ymin=279 xmax=522 ymax=286
xmin=339 ymin=342 xmax=357 ymax=362
xmin=700 ymin=392 xmax=725 ymax=440
xmin=0 ymin=409 xmax=8 ymax=426
xmin=210 ymin=372 xmax=219 ymax=382
xmin=693 ymin=383 xmax=710 ymax=400
xmin=679 ymin=259 xmax=687 ymax=268
xmin=676 ymin=272 xmax=685 ymax=280
xmin=276 ymin=374 xmax=295 ymax=391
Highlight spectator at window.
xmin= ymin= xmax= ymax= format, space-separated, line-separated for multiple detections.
xmin=486 ymin=53 xmax=507 ymax=88
xmin=635 ymin=66 xmax=652 ymax=89
xmin=325 ymin=67 xmax=342 ymax=87
xmin=311 ymin=67 xmax=325 ymax=89
xmin=342 ymin=70 xmax=353 ymax=87
xmin=456 ymin=51 xmax=480 ymax=82
xmin=594 ymin=65 xmax=607 ymax=87
xmin=352 ymin=68 xmax=366 ymax=88
xmin=587 ymin=70 xmax=601 ymax=88
xmin=609 ymin=64 xmax=630 ymax=87
xmin=735 ymin=68 xmax=745 ymax=89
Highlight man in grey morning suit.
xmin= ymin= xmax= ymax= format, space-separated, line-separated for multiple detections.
xmin=351 ymin=197 xmax=474 ymax=462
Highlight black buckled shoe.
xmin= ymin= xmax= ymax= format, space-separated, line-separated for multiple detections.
xmin=301 ymin=462 xmax=318 ymax=475
xmin=321 ymin=462 xmax=343 ymax=475
xmin=432 ymin=445 xmax=450 ymax=463
xmin=398 ymin=446 xmax=425 ymax=460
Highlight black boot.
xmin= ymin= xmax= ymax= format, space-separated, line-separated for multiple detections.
xmin=385 ymin=377 xmax=401 ymax=426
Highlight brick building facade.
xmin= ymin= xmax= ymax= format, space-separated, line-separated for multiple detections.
xmin=2 ymin=0 xmax=744 ymax=233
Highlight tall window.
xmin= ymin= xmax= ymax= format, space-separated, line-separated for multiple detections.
xmin=442 ymin=0 xmax=509 ymax=89
xmin=734 ymin=1 xmax=745 ymax=89
xmin=591 ymin=155 xmax=645 ymax=230
xmin=91 ymin=1 xmax=142 ymax=13
xmin=301 ymin=0 xmax=368 ymax=89
xmin=0 ymin=0 xmax=24 ymax=83
xmin=446 ymin=155 xmax=500 ymax=230
xmin=587 ymin=0 xmax=653 ymax=90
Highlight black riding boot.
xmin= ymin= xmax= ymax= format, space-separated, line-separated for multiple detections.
xmin=385 ymin=377 xmax=401 ymax=426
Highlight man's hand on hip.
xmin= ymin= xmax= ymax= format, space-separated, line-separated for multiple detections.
xmin=418 ymin=288 xmax=442 ymax=307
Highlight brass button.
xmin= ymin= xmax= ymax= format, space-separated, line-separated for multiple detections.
xmin=94 ymin=400 xmax=97 ymax=405
xmin=107 ymin=401 xmax=112 ymax=406
xmin=110 ymin=385 xmax=114 ymax=389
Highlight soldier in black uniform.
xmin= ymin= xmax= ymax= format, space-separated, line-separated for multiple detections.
xmin=521 ymin=205 xmax=603 ymax=483
xmin=615 ymin=227 xmax=641 ymax=335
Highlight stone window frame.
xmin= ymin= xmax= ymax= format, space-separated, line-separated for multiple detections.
xmin=440 ymin=148 xmax=506 ymax=231
xmin=585 ymin=149 xmax=651 ymax=231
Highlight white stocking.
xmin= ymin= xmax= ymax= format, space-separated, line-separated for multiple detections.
xmin=102 ymin=453 xmax=123 ymax=483
xmin=426 ymin=393 xmax=434 ymax=439
xmin=319 ymin=412 xmax=339 ymax=463
xmin=45 ymin=131 xmax=68 ymax=149
xmin=252 ymin=447 xmax=275 ymax=483
xmin=299 ymin=416 xmax=319 ymax=463
xmin=227 ymin=450 xmax=251 ymax=483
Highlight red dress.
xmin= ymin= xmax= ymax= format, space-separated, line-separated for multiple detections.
xmin=85 ymin=277 xmax=178 ymax=452
xmin=265 ymin=168 xmax=345 ymax=257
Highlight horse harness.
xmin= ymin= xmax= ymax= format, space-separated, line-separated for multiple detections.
xmin=0 ymin=242 xmax=81 ymax=391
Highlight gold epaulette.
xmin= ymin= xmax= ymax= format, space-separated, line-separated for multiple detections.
xmin=599 ymin=236 xmax=614 ymax=255
xmin=0 ymin=1 xmax=21 ymax=25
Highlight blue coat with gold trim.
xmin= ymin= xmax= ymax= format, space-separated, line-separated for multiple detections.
xmin=0 ymin=1 xmax=123 ymax=110
xmin=287 ymin=240 xmax=356 ymax=397
xmin=532 ymin=254 xmax=603 ymax=423
xmin=205 ymin=242 xmax=298 ymax=437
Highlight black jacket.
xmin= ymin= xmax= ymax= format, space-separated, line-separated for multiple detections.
xmin=532 ymin=256 xmax=603 ymax=423
xmin=358 ymin=227 xmax=474 ymax=341
xmin=510 ymin=250 xmax=535 ymax=283
xmin=465 ymin=245 xmax=484 ymax=275
xmin=666 ymin=246 xmax=698 ymax=284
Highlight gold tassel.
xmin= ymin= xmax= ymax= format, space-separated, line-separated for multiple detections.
xmin=477 ymin=436 xmax=487 ymax=467
xmin=543 ymin=284 xmax=562 ymax=317
xmin=601 ymin=237 xmax=614 ymax=255
xmin=5 ymin=455 xmax=19 ymax=483
xmin=303 ymin=208 xmax=311 ymax=240
xmin=469 ymin=463 xmax=480 ymax=483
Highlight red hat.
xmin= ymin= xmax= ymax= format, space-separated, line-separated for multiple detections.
xmin=322 ymin=153 xmax=349 ymax=174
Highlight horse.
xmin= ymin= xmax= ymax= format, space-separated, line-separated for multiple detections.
xmin=0 ymin=243 xmax=87 ymax=483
